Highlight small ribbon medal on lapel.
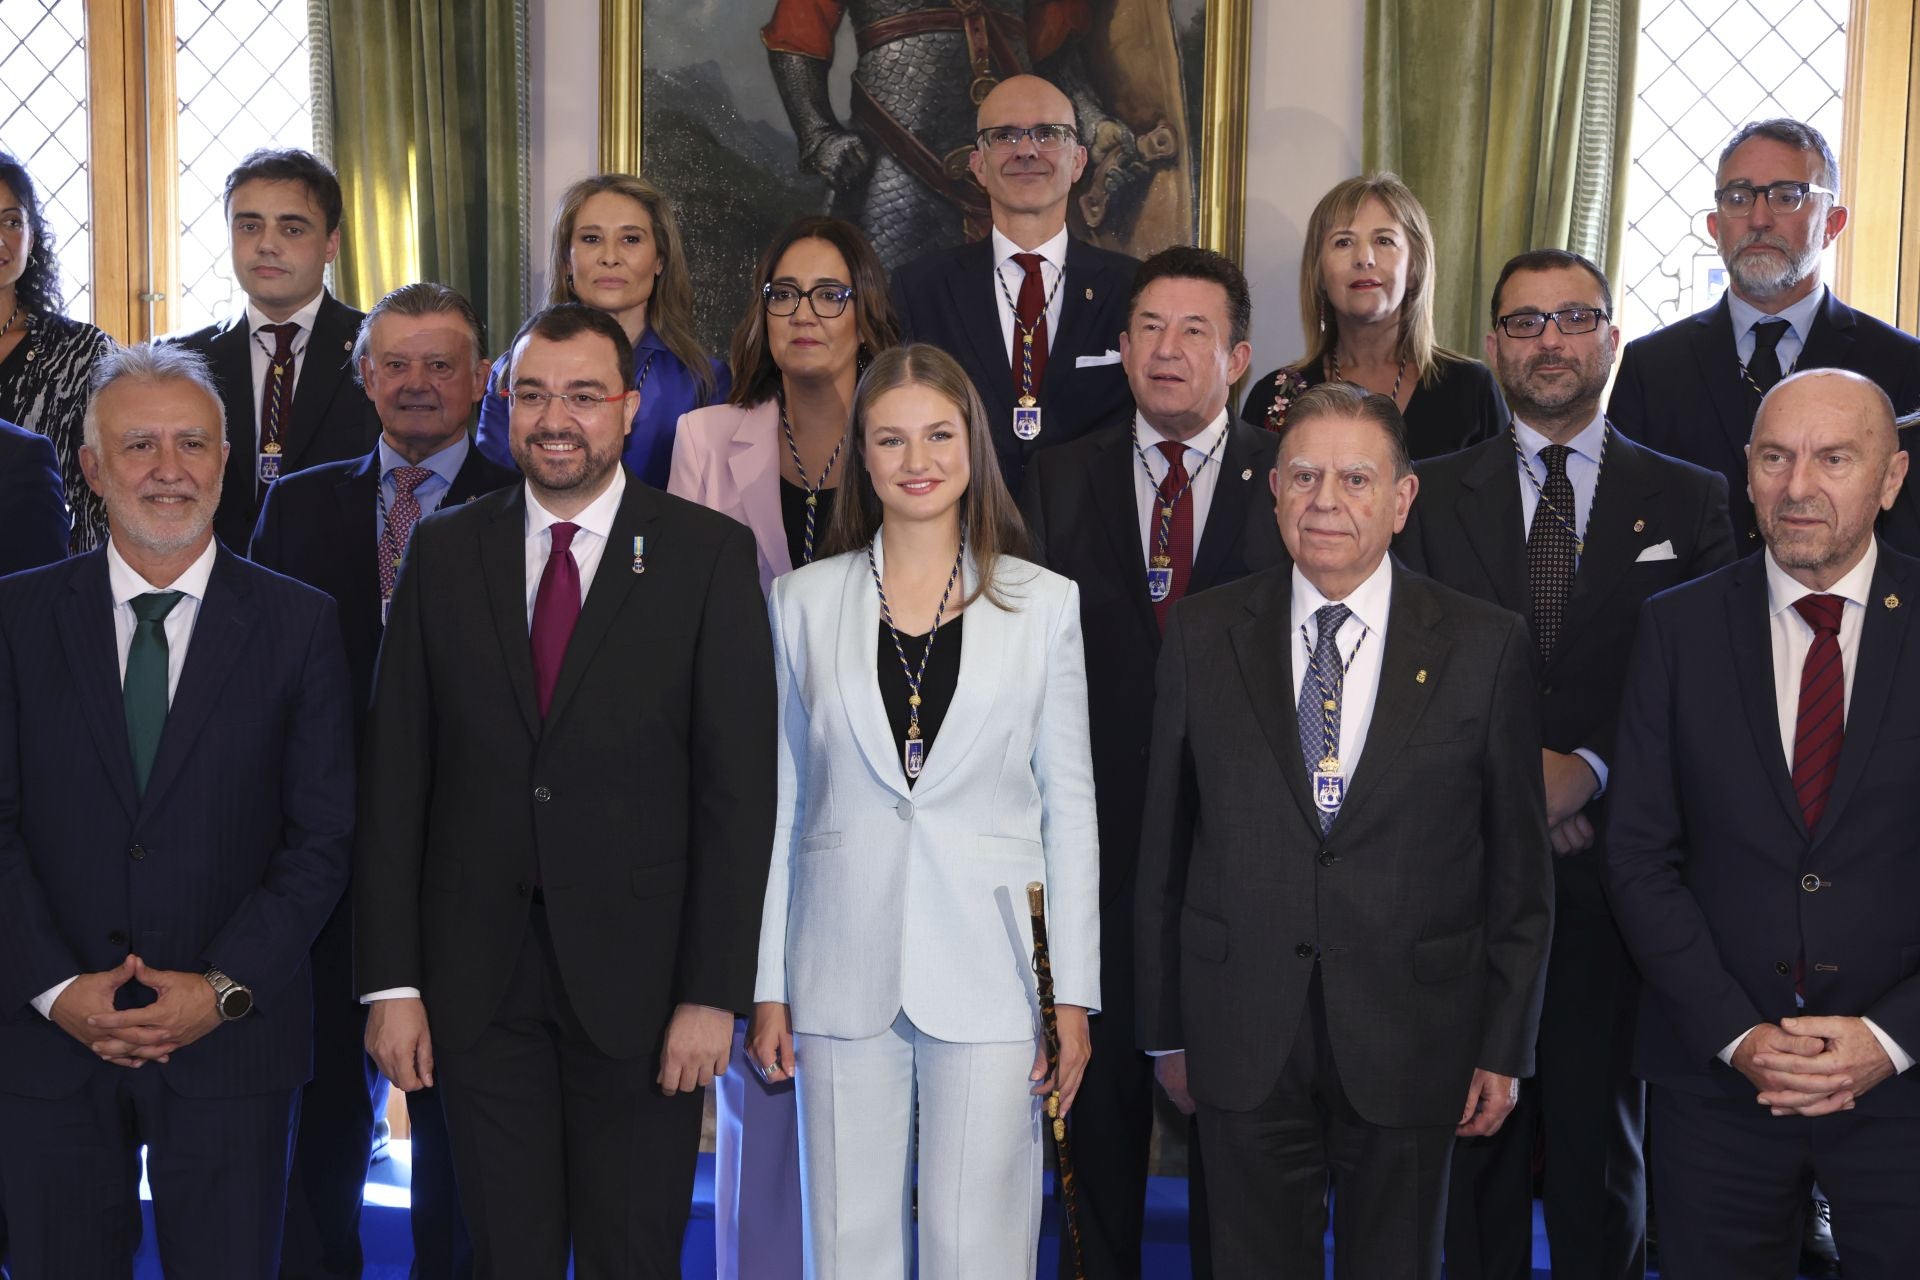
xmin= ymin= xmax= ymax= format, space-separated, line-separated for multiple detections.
xmin=631 ymin=536 xmax=646 ymax=575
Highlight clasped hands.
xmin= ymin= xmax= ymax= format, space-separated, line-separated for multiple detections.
xmin=50 ymin=954 xmax=222 ymax=1067
xmin=1735 ymin=1017 xmax=1896 ymax=1116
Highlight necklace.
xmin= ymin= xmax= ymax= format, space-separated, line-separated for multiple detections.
xmin=1327 ymin=350 xmax=1406 ymax=404
xmin=1509 ymin=420 xmax=1609 ymax=556
xmin=868 ymin=531 xmax=966 ymax=780
xmin=779 ymin=393 xmax=844 ymax=565
xmin=1131 ymin=427 xmax=1224 ymax=602
xmin=0 ymin=299 xmax=20 ymax=344
xmin=993 ymin=259 xmax=1065 ymax=408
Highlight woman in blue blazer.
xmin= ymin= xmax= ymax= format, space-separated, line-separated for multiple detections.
xmin=749 ymin=344 xmax=1099 ymax=1278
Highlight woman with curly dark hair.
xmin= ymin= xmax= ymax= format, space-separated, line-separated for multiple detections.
xmin=0 ymin=152 xmax=116 ymax=552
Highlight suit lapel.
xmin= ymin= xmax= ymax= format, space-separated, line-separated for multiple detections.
xmin=286 ymin=294 xmax=357 ymax=466
xmin=835 ymin=540 xmax=910 ymax=798
xmin=336 ymin=452 xmax=381 ymax=632
xmin=543 ymin=475 xmax=660 ymax=729
xmin=1039 ymin=238 xmax=1110 ymax=404
xmin=139 ymin=551 xmax=259 ymax=810
xmin=213 ymin=317 xmax=257 ymax=500
xmin=1813 ymin=547 xmax=1910 ymax=841
xmin=1556 ymin=428 xmax=1660 ymax=667
xmin=908 ymin=553 xmax=1002 ymax=796
xmin=1228 ymin=570 xmax=1320 ymax=834
xmin=1088 ymin=428 xmax=1158 ymax=636
xmin=447 ymin=446 xmax=510 ymax=505
xmin=945 ymin=240 xmax=1015 ymax=423
xmin=1690 ymin=299 xmax=1758 ymax=473
xmin=1724 ymin=559 xmax=1804 ymax=833
xmin=482 ymin=487 xmax=542 ymax=737
xmin=1190 ymin=422 xmax=1264 ymax=592
xmin=1334 ymin=567 xmax=1446 ymax=831
xmin=54 ymin=554 xmax=138 ymax=818
xmin=1796 ymin=289 xmax=1858 ymax=376
xmin=724 ymin=402 xmax=794 ymax=582
xmin=1453 ymin=440 xmax=1531 ymax=618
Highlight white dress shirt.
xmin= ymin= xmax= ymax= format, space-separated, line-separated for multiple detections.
xmin=1131 ymin=411 xmax=1230 ymax=567
xmin=1718 ymin=541 xmax=1912 ymax=1073
xmin=990 ymin=225 xmax=1068 ymax=365
xmin=245 ymin=290 xmax=325 ymax=421
xmin=1727 ymin=283 xmax=1826 ymax=374
xmin=363 ymin=468 xmax=630 ymax=1005
xmin=1289 ymin=555 xmax=1394 ymax=782
xmin=33 ymin=536 xmax=220 ymax=1019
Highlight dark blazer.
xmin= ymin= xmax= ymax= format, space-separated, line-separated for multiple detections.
xmin=890 ymin=235 xmax=1137 ymax=492
xmin=1020 ymin=416 xmax=1283 ymax=1007
xmin=1396 ymin=427 xmax=1737 ymax=773
xmin=1241 ymin=353 xmax=1508 ymax=460
xmin=0 ymin=547 xmax=354 ymax=1098
xmin=1135 ymin=563 xmax=1553 ymax=1123
xmin=354 ymin=472 xmax=777 ymax=1059
xmin=248 ymin=442 xmax=519 ymax=718
xmin=1876 ymin=418 xmax=1920 ymax=559
xmin=1609 ymin=290 xmax=1920 ymax=549
xmin=1605 ymin=544 xmax=1920 ymax=1115
xmin=0 ymin=417 xmax=68 ymax=576
xmin=171 ymin=292 xmax=379 ymax=554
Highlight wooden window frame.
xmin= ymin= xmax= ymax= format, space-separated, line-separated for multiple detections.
xmin=1838 ymin=0 xmax=1920 ymax=332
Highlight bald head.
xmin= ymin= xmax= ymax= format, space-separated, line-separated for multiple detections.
xmin=1747 ymin=368 xmax=1907 ymax=589
xmin=975 ymin=75 xmax=1074 ymax=132
xmin=968 ymin=75 xmax=1087 ymax=243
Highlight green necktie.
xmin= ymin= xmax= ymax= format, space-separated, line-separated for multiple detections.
xmin=124 ymin=590 xmax=185 ymax=795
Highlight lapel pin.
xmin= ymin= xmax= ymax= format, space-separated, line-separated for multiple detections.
xmin=1415 ymin=669 xmax=1428 ymax=683
xmin=1084 ymin=287 xmax=1093 ymax=301
xmin=631 ymin=535 xmax=647 ymax=574
xmin=342 ymin=339 xmax=352 ymax=351
xmin=1241 ymin=467 xmax=1253 ymax=481
xmin=1633 ymin=518 xmax=1645 ymax=533
xmin=1886 ymin=593 xmax=1900 ymax=609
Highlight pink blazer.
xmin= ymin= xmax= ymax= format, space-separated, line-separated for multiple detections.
xmin=669 ymin=399 xmax=792 ymax=595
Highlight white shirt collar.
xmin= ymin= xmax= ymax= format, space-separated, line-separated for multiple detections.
xmin=244 ymin=290 xmax=326 ymax=338
xmin=1727 ymin=283 xmax=1826 ymax=345
xmin=991 ymin=225 xmax=1069 ymax=273
xmin=1512 ymin=407 xmax=1608 ymax=466
xmin=524 ymin=466 xmax=626 ymax=543
xmin=106 ymin=535 xmax=218 ymax=607
xmin=1765 ymin=536 xmax=1878 ymax=618
xmin=1292 ymin=551 xmax=1394 ymax=638
xmin=1134 ymin=409 xmax=1230 ymax=460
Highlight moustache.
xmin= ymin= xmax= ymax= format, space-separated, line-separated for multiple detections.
xmin=1736 ymin=231 xmax=1792 ymax=255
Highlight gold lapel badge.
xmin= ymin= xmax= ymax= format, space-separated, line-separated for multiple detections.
xmin=1241 ymin=468 xmax=1253 ymax=481
xmin=1415 ymin=669 xmax=1428 ymax=683
xmin=1633 ymin=519 xmax=1646 ymax=533
xmin=1886 ymin=593 xmax=1900 ymax=609
xmin=1084 ymin=287 xmax=1094 ymax=301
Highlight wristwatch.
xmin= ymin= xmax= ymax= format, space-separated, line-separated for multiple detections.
xmin=204 ymin=967 xmax=254 ymax=1021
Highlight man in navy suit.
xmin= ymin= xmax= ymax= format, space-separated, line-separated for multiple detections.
xmin=1610 ymin=118 xmax=1920 ymax=553
xmin=890 ymin=74 xmax=1136 ymax=494
xmin=0 ymin=416 xmax=68 ymax=576
xmin=1607 ymin=369 xmax=1920 ymax=1278
xmin=251 ymin=283 xmax=515 ymax=1280
xmin=0 ymin=343 xmax=354 ymax=1277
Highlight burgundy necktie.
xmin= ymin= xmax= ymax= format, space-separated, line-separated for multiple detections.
xmin=1791 ymin=593 xmax=1846 ymax=831
xmin=1012 ymin=252 xmax=1050 ymax=398
xmin=378 ymin=467 xmax=433 ymax=606
xmin=530 ymin=522 xmax=581 ymax=718
xmin=257 ymin=321 xmax=299 ymax=492
xmin=1153 ymin=441 xmax=1193 ymax=631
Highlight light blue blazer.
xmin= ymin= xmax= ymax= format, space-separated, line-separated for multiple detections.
xmin=754 ymin=529 xmax=1101 ymax=1044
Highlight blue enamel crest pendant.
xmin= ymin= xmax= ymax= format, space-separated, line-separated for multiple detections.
xmin=1013 ymin=404 xmax=1043 ymax=440
xmin=904 ymin=737 xmax=926 ymax=779
xmin=1146 ymin=565 xmax=1173 ymax=603
xmin=1312 ymin=770 xmax=1345 ymax=814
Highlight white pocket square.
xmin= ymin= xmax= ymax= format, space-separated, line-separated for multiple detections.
xmin=1075 ymin=350 xmax=1123 ymax=368
xmin=1635 ymin=540 xmax=1677 ymax=562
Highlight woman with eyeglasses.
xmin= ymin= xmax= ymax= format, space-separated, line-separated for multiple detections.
xmin=1241 ymin=173 xmax=1505 ymax=458
xmin=477 ymin=173 xmax=726 ymax=488
xmin=748 ymin=343 xmax=1097 ymax=1278
xmin=0 ymin=151 xmax=116 ymax=552
xmin=670 ymin=216 xmax=899 ymax=592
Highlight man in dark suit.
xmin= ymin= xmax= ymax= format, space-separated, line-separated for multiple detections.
xmin=0 ymin=416 xmax=68 ymax=576
xmin=0 ymin=343 xmax=354 ymax=1276
xmin=1136 ymin=383 xmax=1554 ymax=1279
xmin=1606 ymin=368 xmax=1920 ymax=1278
xmin=251 ymin=283 xmax=516 ymax=1280
xmin=171 ymin=148 xmax=378 ymax=553
xmin=1610 ymin=118 xmax=1920 ymax=552
xmin=1022 ymin=245 xmax=1280 ymax=1279
xmin=890 ymin=74 xmax=1136 ymax=493
xmin=1397 ymin=249 xmax=1736 ymax=1280
xmin=355 ymin=303 xmax=775 ymax=1278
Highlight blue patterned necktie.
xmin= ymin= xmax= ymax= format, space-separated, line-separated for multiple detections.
xmin=1297 ymin=602 xmax=1352 ymax=833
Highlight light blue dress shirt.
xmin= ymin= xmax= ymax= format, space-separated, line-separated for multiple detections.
xmin=374 ymin=433 xmax=468 ymax=542
xmin=1727 ymin=283 xmax=1826 ymax=374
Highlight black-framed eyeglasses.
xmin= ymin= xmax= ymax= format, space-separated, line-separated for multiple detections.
xmin=1713 ymin=180 xmax=1837 ymax=218
xmin=763 ymin=282 xmax=856 ymax=318
xmin=1495 ymin=307 xmax=1611 ymax=339
xmin=975 ymin=124 xmax=1078 ymax=153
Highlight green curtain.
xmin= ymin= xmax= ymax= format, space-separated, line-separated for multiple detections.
xmin=316 ymin=0 xmax=528 ymax=358
xmin=1364 ymin=0 xmax=1637 ymax=355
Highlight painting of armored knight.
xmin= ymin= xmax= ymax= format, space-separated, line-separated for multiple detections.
xmin=641 ymin=0 xmax=1213 ymax=353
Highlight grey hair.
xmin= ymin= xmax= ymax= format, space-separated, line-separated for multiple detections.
xmin=83 ymin=342 xmax=226 ymax=450
xmin=351 ymin=281 xmax=488 ymax=382
xmin=1720 ymin=118 xmax=1840 ymax=194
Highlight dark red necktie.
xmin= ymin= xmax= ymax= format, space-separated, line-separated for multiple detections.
xmin=530 ymin=522 xmax=581 ymax=718
xmin=1012 ymin=252 xmax=1050 ymax=398
xmin=378 ymin=467 xmax=433 ymax=606
xmin=1152 ymin=441 xmax=1193 ymax=631
xmin=257 ymin=321 xmax=298 ymax=492
xmin=1790 ymin=593 xmax=1846 ymax=830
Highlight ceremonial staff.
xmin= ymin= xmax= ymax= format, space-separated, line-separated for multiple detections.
xmin=1028 ymin=881 xmax=1085 ymax=1279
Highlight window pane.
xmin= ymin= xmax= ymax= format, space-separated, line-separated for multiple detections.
xmin=0 ymin=0 xmax=93 ymax=322
xmin=173 ymin=0 xmax=314 ymax=333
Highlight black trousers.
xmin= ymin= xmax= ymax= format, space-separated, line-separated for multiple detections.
xmin=405 ymin=1083 xmax=473 ymax=1279
xmin=1650 ymin=1085 xmax=1920 ymax=1280
xmin=1195 ymin=965 xmax=1455 ymax=1280
xmin=0 ymin=1063 xmax=298 ymax=1279
xmin=435 ymin=906 xmax=702 ymax=1280
xmin=1445 ymin=850 xmax=1645 ymax=1280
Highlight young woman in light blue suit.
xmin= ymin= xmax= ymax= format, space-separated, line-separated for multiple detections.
xmin=749 ymin=344 xmax=1099 ymax=1278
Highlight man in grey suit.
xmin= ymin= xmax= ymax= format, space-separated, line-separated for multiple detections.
xmin=1136 ymin=382 xmax=1554 ymax=1279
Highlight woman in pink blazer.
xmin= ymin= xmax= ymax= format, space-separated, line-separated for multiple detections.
xmin=666 ymin=215 xmax=897 ymax=1279
xmin=671 ymin=216 xmax=900 ymax=593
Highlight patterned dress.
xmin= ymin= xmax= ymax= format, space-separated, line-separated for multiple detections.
xmin=0 ymin=311 xmax=115 ymax=553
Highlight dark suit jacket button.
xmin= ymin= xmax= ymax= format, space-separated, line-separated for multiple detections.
xmin=1775 ymin=960 xmax=1791 ymax=975
xmin=108 ymin=930 xmax=127 ymax=946
xmin=516 ymin=880 xmax=533 ymax=898
xmin=533 ymin=785 xmax=553 ymax=802
xmin=128 ymin=844 xmax=145 ymax=860
xmin=1801 ymin=873 xmax=1822 ymax=892
xmin=1318 ymin=851 xmax=1337 ymax=866
xmin=1295 ymin=943 xmax=1314 ymax=959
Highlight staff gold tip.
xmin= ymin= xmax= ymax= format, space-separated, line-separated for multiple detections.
xmin=1027 ymin=882 xmax=1046 ymax=914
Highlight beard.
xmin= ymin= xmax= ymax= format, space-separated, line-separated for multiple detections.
xmin=1500 ymin=350 xmax=1605 ymax=423
xmin=106 ymin=482 xmax=218 ymax=557
xmin=1725 ymin=231 xmax=1822 ymax=301
xmin=512 ymin=427 xmax=622 ymax=498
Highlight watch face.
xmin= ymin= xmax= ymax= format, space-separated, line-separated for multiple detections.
xmin=220 ymin=986 xmax=253 ymax=1019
